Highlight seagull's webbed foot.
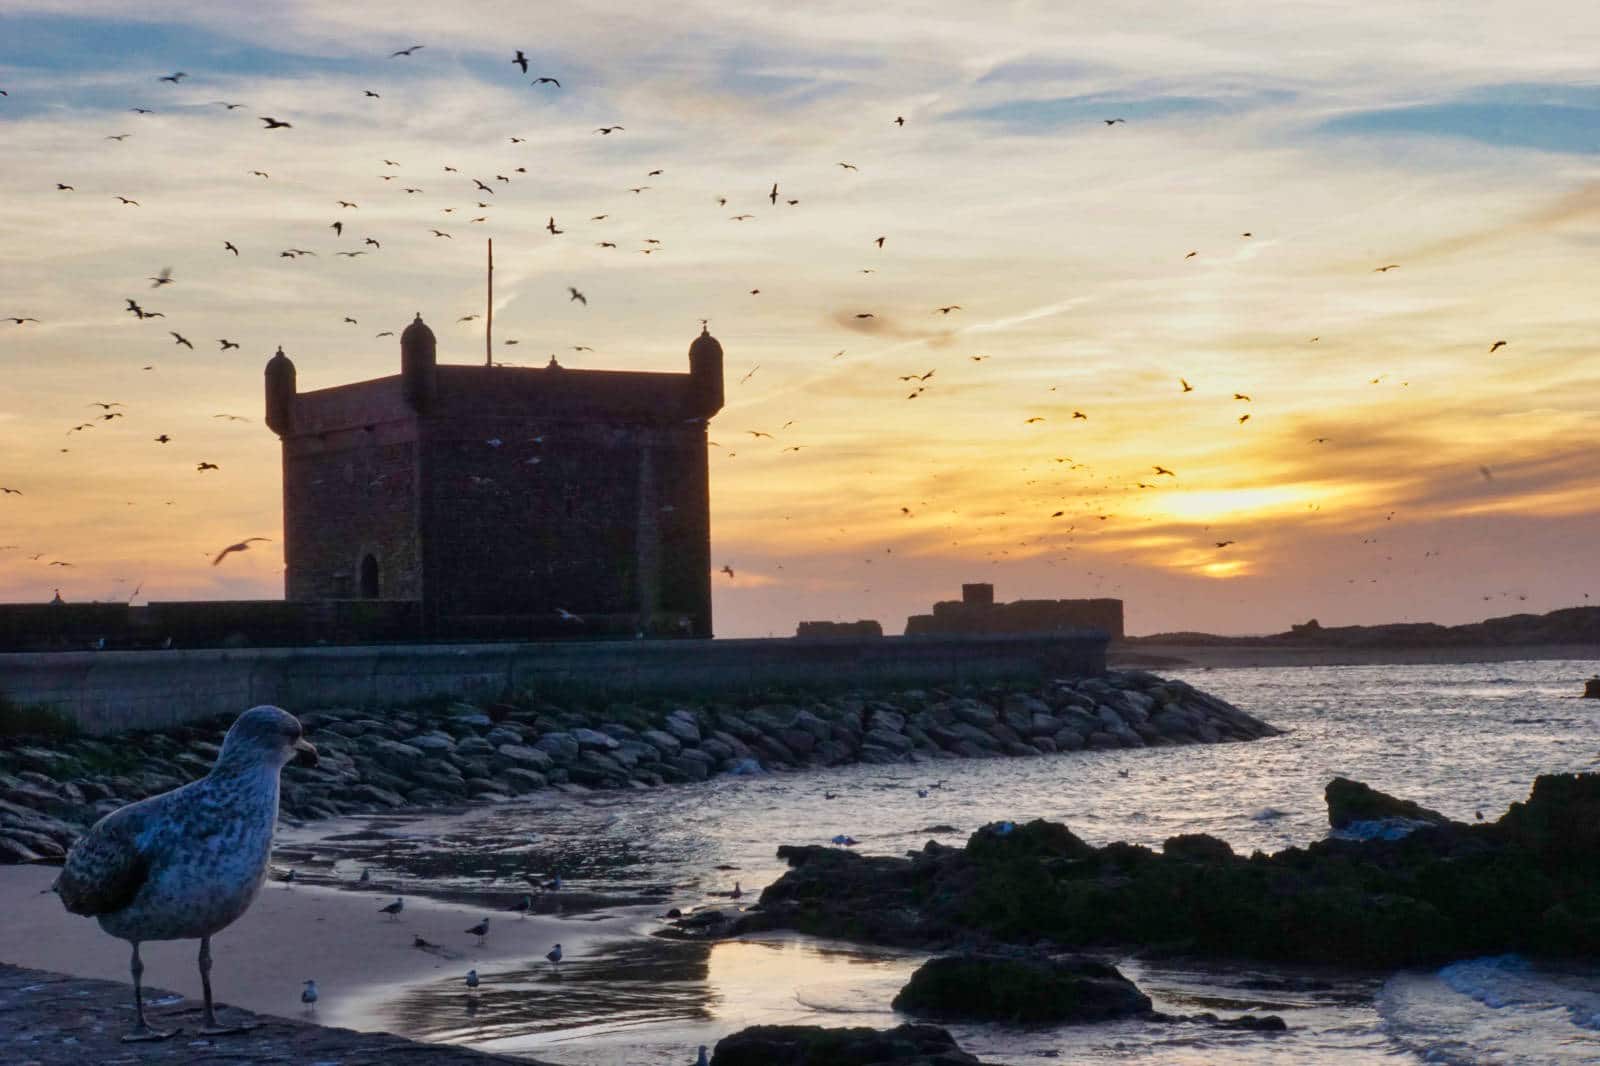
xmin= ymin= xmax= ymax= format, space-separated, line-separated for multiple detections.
xmin=122 ymin=1023 xmax=181 ymax=1043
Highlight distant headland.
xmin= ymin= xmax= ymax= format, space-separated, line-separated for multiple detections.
xmin=1114 ymin=606 xmax=1600 ymax=670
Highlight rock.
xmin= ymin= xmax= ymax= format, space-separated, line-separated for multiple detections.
xmin=792 ymin=709 xmax=834 ymax=741
xmin=864 ymin=728 xmax=913 ymax=754
xmin=1325 ymin=777 xmax=1451 ymax=830
xmin=1214 ymin=1014 xmax=1288 ymax=1031
xmin=495 ymin=744 xmax=554 ymax=772
xmin=348 ymin=784 xmax=406 ymax=808
xmin=533 ymin=732 xmax=580 ymax=763
xmin=780 ymin=728 xmax=818 ymax=756
xmin=408 ymin=731 xmax=456 ymax=754
xmin=664 ymin=712 xmax=702 ymax=744
xmin=572 ymin=727 xmax=620 ymax=751
xmin=499 ymin=768 xmax=548 ymax=793
xmin=0 ymin=835 xmax=44 ymax=863
xmin=951 ymin=702 xmax=998 ymax=729
xmin=1162 ymin=834 xmax=1235 ymax=863
xmin=710 ymin=1023 xmax=980 ymax=1066
xmin=367 ymin=738 xmax=425 ymax=770
xmin=1585 ymin=677 xmax=1600 ymax=699
xmin=638 ymin=728 xmax=683 ymax=758
xmin=892 ymin=953 xmax=1151 ymax=1024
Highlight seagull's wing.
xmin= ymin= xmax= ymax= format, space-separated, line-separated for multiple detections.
xmin=56 ymin=804 xmax=152 ymax=917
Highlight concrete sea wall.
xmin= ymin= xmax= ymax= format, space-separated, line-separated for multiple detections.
xmin=0 ymin=632 xmax=1106 ymax=735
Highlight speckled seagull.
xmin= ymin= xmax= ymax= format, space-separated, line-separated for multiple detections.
xmin=55 ymin=705 xmax=317 ymax=1041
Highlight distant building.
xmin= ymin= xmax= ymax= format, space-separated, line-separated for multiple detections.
xmin=265 ymin=316 xmax=724 ymax=637
xmin=796 ymin=619 xmax=884 ymax=638
xmin=906 ymin=583 xmax=1123 ymax=639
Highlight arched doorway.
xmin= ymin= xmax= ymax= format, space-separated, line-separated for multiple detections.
xmin=359 ymin=553 xmax=380 ymax=599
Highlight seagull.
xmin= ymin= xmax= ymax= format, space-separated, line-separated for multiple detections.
xmin=720 ymin=565 xmax=735 ymax=579
xmin=258 ymin=116 xmax=292 ymax=129
xmin=170 ymin=331 xmax=193 ymax=349
xmin=1374 ymin=264 xmax=1400 ymax=272
xmin=115 ymin=196 xmax=139 ymax=205
xmin=1215 ymin=540 xmax=1235 ymax=548
xmin=211 ymin=538 xmax=270 ymax=566
xmin=1233 ymin=393 xmax=1251 ymax=401
xmin=730 ymin=882 xmax=743 ymax=900
xmin=6 ymin=317 xmax=39 ymax=324
xmin=568 ymin=286 xmax=586 ymax=305
xmin=158 ymin=72 xmax=187 ymax=83
xmin=936 ymin=305 xmax=961 ymax=314
xmin=1153 ymin=466 xmax=1175 ymax=476
xmin=223 ymin=242 xmax=239 ymax=256
xmin=148 ymin=268 xmax=174 ymax=288
xmin=546 ymin=943 xmax=563 ymax=967
xmin=363 ymin=90 xmax=380 ymax=98
xmin=594 ymin=126 xmax=623 ymax=134
xmin=55 ymin=706 xmax=318 ymax=1041
xmin=513 ymin=50 xmax=529 ymax=73
xmin=196 ymin=462 xmax=220 ymax=471
xmin=390 ymin=44 xmax=425 ymax=57
xmin=466 ymin=917 xmax=490 ymax=943
xmin=1103 ymin=117 xmax=1126 ymax=124
xmin=874 ymin=236 xmax=885 ymax=248
xmin=358 ymin=867 xmax=371 ymax=884
xmin=533 ymin=76 xmax=560 ymax=87
xmin=379 ymin=897 xmax=404 ymax=920
xmin=894 ymin=115 xmax=905 ymax=126
xmin=511 ymin=894 xmax=534 ymax=917
xmin=301 ymin=979 xmax=317 ymax=1008
xmin=1180 ymin=378 xmax=1193 ymax=392
xmin=465 ymin=969 xmax=480 ymax=990
xmin=838 ymin=162 xmax=858 ymax=170
xmin=1489 ymin=340 xmax=1507 ymax=353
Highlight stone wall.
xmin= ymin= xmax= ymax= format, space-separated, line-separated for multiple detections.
xmin=0 ymin=633 xmax=1106 ymax=736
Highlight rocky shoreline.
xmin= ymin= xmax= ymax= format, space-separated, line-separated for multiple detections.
xmin=711 ymin=773 xmax=1600 ymax=968
xmin=0 ymin=669 xmax=1278 ymax=865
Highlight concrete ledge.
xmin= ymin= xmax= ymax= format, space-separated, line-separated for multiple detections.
xmin=1 ymin=632 xmax=1106 ymax=735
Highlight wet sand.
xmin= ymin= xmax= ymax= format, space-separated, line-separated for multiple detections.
xmin=1111 ymin=641 xmax=1600 ymax=670
xmin=0 ymin=863 xmax=633 ymax=1033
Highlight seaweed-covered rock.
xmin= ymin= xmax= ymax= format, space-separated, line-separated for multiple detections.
xmin=710 ymin=1023 xmax=981 ymax=1066
xmin=892 ymin=953 xmax=1150 ymax=1023
xmin=1325 ymin=777 xmax=1450 ymax=829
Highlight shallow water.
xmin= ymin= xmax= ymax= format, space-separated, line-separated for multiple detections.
xmin=285 ymin=659 xmax=1600 ymax=1064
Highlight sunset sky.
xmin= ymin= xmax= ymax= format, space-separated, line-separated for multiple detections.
xmin=3 ymin=2 xmax=1599 ymax=637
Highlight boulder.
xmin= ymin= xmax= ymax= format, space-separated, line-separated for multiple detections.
xmin=1325 ymin=777 xmax=1451 ymax=830
xmin=572 ymin=727 xmax=620 ymax=751
xmin=710 ymin=1023 xmax=979 ymax=1066
xmin=892 ymin=953 xmax=1151 ymax=1024
xmin=533 ymin=732 xmax=581 ymax=763
xmin=495 ymin=744 xmax=554 ymax=773
xmin=639 ymin=729 xmax=683 ymax=758
xmin=664 ymin=712 xmax=702 ymax=744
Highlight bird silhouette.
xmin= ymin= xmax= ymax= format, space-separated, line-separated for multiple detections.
xmin=547 ymin=216 xmax=563 ymax=234
xmin=1180 ymin=378 xmax=1193 ymax=392
xmin=594 ymin=126 xmax=623 ymax=134
xmin=1238 ymin=413 xmax=1251 ymax=424
xmin=330 ymin=221 xmax=343 ymax=236
xmin=389 ymin=44 xmax=425 ymax=57
xmin=158 ymin=71 xmax=187 ymax=83
xmin=6 ymin=317 xmax=40 ymax=324
xmin=838 ymin=162 xmax=858 ymax=170
xmin=223 ymin=241 xmax=239 ymax=255
xmin=513 ymin=50 xmax=529 ymax=73
xmin=1072 ymin=411 xmax=1087 ymax=419
xmin=169 ymin=331 xmax=193 ymax=349
xmin=115 ymin=196 xmax=139 ymax=205
xmin=56 ymin=183 xmax=73 ymax=191
xmin=533 ymin=77 xmax=561 ymax=87
xmin=259 ymin=116 xmax=292 ymax=129
xmin=1103 ymin=117 xmax=1125 ymax=124
xmin=196 ymin=462 xmax=219 ymax=471
xmin=1215 ymin=540 xmax=1235 ymax=548
xmin=568 ymin=287 xmax=586 ymax=305
xmin=720 ymin=565 xmax=735 ymax=579
xmin=1489 ymin=340 xmax=1507 ymax=353
xmin=894 ymin=115 xmax=905 ymax=125
xmin=874 ymin=236 xmax=886 ymax=248
xmin=363 ymin=90 xmax=380 ymax=98
xmin=212 ymin=538 xmax=270 ymax=566
xmin=218 ymin=339 xmax=240 ymax=350
xmin=936 ymin=305 xmax=961 ymax=314
xmin=1374 ymin=264 xmax=1400 ymax=272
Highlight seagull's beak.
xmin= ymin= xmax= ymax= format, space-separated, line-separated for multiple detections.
xmin=292 ymin=737 xmax=319 ymax=768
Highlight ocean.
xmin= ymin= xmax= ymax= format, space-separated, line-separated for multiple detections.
xmin=287 ymin=659 xmax=1600 ymax=1064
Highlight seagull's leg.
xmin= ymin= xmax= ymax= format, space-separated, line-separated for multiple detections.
xmin=196 ymin=935 xmax=256 ymax=1035
xmin=121 ymin=941 xmax=179 ymax=1042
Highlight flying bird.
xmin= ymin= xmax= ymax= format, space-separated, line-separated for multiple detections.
xmin=1233 ymin=393 xmax=1251 ymax=401
xmin=224 ymin=241 xmax=239 ymax=255
xmin=854 ymin=313 xmax=875 ymax=319
xmin=720 ymin=565 xmax=735 ymax=579
xmin=1153 ymin=466 xmax=1175 ymax=476
xmin=56 ymin=183 xmax=74 ymax=191
xmin=218 ymin=339 xmax=239 ymax=350
xmin=197 ymin=461 xmax=219 ymax=471
xmin=1072 ymin=411 xmax=1087 ymax=420
xmin=212 ymin=538 xmax=270 ymax=566
xmin=115 ymin=196 xmax=139 ymax=205
xmin=1215 ymin=540 xmax=1235 ymax=548
xmin=1374 ymin=264 xmax=1400 ymax=272
xmin=363 ymin=90 xmax=380 ymax=98
xmin=594 ymin=126 xmax=624 ymax=134
xmin=513 ymin=50 xmax=529 ymax=73
xmin=331 ymin=221 xmax=343 ymax=236
xmin=259 ymin=116 xmax=292 ymax=129
xmin=158 ymin=71 xmax=187 ymax=83
xmin=936 ymin=305 xmax=961 ymax=314
xmin=6 ymin=317 xmax=39 ymax=325
xmin=547 ymin=216 xmax=563 ymax=234
xmin=894 ymin=115 xmax=905 ymax=125
xmin=568 ymin=286 xmax=586 ymax=305
xmin=1180 ymin=378 xmax=1193 ymax=392
xmin=1185 ymin=251 xmax=1197 ymax=259
xmin=874 ymin=236 xmax=886 ymax=248
xmin=1238 ymin=413 xmax=1251 ymax=424
xmin=533 ymin=76 xmax=561 ymax=87
xmin=838 ymin=162 xmax=858 ymax=170
xmin=169 ymin=331 xmax=193 ymax=349
xmin=389 ymin=44 xmax=425 ymax=57
xmin=1488 ymin=340 xmax=1507 ymax=353
xmin=1024 ymin=417 xmax=1045 ymax=424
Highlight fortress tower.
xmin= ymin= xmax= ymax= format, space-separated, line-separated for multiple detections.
xmin=264 ymin=319 xmax=724 ymax=637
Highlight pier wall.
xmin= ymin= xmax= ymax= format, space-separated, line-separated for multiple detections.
xmin=0 ymin=632 xmax=1106 ymax=735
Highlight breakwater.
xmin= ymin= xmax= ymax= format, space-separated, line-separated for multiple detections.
xmin=0 ymin=670 xmax=1277 ymax=864
xmin=0 ymin=632 xmax=1104 ymax=735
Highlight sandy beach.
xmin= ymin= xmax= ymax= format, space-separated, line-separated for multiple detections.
xmin=0 ymin=863 xmax=635 ymax=1034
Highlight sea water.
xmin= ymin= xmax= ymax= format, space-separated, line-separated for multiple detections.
xmin=286 ymin=659 xmax=1600 ymax=1064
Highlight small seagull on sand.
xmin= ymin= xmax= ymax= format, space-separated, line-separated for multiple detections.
xmin=281 ymin=867 xmax=296 ymax=888
xmin=301 ymin=979 xmax=318 ymax=1008
xmin=465 ymin=969 xmax=480 ymax=991
xmin=380 ymin=897 xmax=404 ymax=920
xmin=466 ymin=917 xmax=490 ymax=943
xmin=358 ymin=867 xmax=370 ymax=884
xmin=546 ymin=943 xmax=563 ymax=968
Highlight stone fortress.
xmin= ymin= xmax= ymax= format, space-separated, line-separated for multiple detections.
xmin=264 ymin=317 xmax=724 ymax=637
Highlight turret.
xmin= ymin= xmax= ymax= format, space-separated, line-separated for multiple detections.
xmin=401 ymin=313 xmax=437 ymax=412
xmin=264 ymin=346 xmax=296 ymax=435
xmin=687 ymin=324 xmax=724 ymax=419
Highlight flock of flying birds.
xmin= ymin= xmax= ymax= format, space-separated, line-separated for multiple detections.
xmin=0 ymin=41 xmax=1534 ymax=609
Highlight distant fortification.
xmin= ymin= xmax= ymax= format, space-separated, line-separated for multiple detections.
xmin=906 ymin=583 xmax=1124 ymax=639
